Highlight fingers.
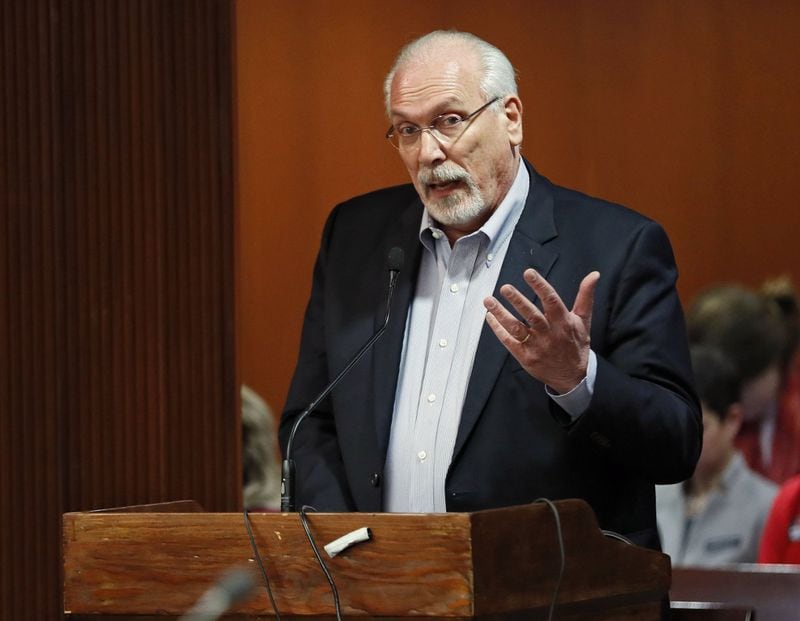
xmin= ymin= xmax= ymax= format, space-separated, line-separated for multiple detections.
xmin=484 ymin=307 xmax=528 ymax=351
xmin=572 ymin=271 xmax=600 ymax=326
xmin=497 ymin=283 xmax=550 ymax=330
xmin=522 ymin=268 xmax=568 ymax=322
xmin=494 ymin=268 xmax=566 ymax=332
xmin=487 ymin=269 xmax=600 ymax=335
xmin=483 ymin=295 xmax=530 ymax=342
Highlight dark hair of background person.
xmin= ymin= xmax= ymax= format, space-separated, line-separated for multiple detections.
xmin=687 ymin=284 xmax=788 ymax=384
xmin=761 ymin=275 xmax=800 ymax=378
xmin=691 ymin=345 xmax=741 ymax=421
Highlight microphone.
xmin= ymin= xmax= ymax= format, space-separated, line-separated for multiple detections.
xmin=281 ymin=247 xmax=405 ymax=512
xmin=180 ymin=567 xmax=255 ymax=621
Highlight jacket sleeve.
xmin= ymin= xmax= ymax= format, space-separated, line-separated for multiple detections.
xmin=565 ymin=219 xmax=702 ymax=484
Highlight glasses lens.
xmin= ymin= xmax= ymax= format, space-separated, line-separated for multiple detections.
xmin=387 ymin=128 xmax=420 ymax=150
xmin=432 ymin=114 xmax=464 ymax=138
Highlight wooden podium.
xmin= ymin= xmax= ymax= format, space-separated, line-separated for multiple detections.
xmin=63 ymin=499 xmax=670 ymax=620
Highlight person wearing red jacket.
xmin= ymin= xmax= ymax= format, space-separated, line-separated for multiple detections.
xmin=759 ymin=474 xmax=800 ymax=564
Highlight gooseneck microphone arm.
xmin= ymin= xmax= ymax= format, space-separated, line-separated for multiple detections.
xmin=281 ymin=247 xmax=405 ymax=512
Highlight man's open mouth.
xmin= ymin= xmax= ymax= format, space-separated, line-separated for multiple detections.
xmin=428 ymin=180 xmax=461 ymax=191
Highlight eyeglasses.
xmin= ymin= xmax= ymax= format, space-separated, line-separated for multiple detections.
xmin=385 ymin=97 xmax=500 ymax=150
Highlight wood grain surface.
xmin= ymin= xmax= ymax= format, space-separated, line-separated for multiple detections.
xmin=64 ymin=500 xmax=669 ymax=620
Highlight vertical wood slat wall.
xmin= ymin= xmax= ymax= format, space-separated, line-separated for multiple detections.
xmin=0 ymin=1 xmax=238 ymax=619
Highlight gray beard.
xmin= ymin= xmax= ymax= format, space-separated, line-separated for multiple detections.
xmin=418 ymin=164 xmax=487 ymax=228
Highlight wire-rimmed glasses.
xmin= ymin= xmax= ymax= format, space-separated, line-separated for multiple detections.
xmin=385 ymin=97 xmax=500 ymax=150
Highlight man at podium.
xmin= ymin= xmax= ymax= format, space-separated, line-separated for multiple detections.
xmin=280 ymin=30 xmax=701 ymax=552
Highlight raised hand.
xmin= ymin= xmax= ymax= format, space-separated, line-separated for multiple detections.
xmin=484 ymin=269 xmax=600 ymax=394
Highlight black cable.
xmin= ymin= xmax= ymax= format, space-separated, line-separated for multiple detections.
xmin=299 ymin=505 xmax=343 ymax=621
xmin=242 ymin=509 xmax=282 ymax=621
xmin=533 ymin=498 xmax=566 ymax=621
xmin=283 ymin=255 xmax=402 ymax=512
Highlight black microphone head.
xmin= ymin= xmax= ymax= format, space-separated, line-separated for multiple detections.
xmin=387 ymin=246 xmax=405 ymax=272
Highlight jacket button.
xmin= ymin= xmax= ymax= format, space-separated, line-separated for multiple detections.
xmin=369 ymin=473 xmax=381 ymax=487
xmin=590 ymin=432 xmax=611 ymax=449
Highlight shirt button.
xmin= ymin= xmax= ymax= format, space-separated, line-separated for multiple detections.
xmin=450 ymin=283 xmax=459 ymax=293
xmin=427 ymin=393 xmax=436 ymax=403
xmin=432 ymin=230 xmax=442 ymax=239
xmin=487 ymin=253 xmax=494 ymax=261
xmin=418 ymin=450 xmax=427 ymax=461
xmin=438 ymin=338 xmax=448 ymax=348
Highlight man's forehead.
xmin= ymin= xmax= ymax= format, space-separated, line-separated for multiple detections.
xmin=394 ymin=59 xmax=464 ymax=92
xmin=390 ymin=55 xmax=482 ymax=115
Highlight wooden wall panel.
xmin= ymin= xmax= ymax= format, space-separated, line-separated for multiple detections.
xmin=1 ymin=2 xmax=64 ymax=617
xmin=235 ymin=0 xmax=800 ymax=415
xmin=57 ymin=0 xmax=237 ymax=514
xmin=1 ymin=1 xmax=236 ymax=618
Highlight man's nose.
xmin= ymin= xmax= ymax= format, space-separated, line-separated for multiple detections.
xmin=417 ymin=129 xmax=447 ymax=166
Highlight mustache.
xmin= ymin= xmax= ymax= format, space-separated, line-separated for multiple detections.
xmin=418 ymin=164 xmax=470 ymax=186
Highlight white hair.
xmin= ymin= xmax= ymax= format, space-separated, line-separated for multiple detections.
xmin=383 ymin=30 xmax=518 ymax=117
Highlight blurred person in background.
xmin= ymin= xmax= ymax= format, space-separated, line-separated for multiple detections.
xmin=758 ymin=276 xmax=800 ymax=482
xmin=759 ymin=473 xmax=800 ymax=564
xmin=687 ymin=284 xmax=793 ymax=483
xmin=242 ymin=385 xmax=281 ymax=511
xmin=657 ymin=346 xmax=778 ymax=566
xmin=756 ymin=277 xmax=800 ymax=564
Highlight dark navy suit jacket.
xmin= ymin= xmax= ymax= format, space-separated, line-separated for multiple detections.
xmin=280 ymin=161 xmax=702 ymax=549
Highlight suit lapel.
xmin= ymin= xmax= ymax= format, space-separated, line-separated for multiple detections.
xmin=373 ymin=198 xmax=424 ymax=456
xmin=451 ymin=163 xmax=559 ymax=463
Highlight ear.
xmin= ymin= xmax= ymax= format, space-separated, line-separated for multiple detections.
xmin=724 ymin=402 xmax=745 ymax=437
xmin=503 ymin=95 xmax=523 ymax=147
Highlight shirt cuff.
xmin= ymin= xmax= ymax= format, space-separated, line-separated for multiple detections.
xmin=546 ymin=350 xmax=597 ymax=421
